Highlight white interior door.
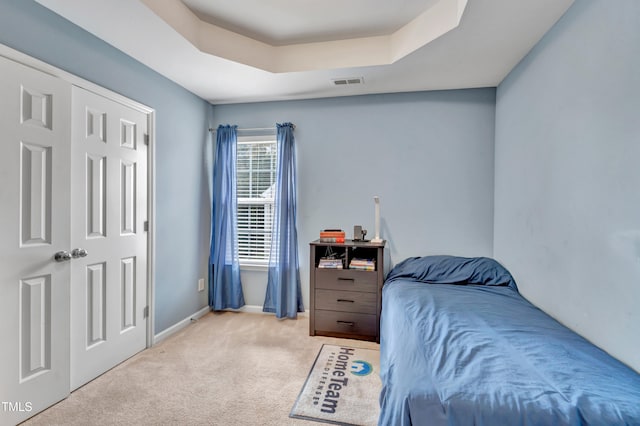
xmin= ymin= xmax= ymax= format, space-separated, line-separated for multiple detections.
xmin=70 ymin=86 xmax=148 ymax=390
xmin=0 ymin=56 xmax=71 ymax=425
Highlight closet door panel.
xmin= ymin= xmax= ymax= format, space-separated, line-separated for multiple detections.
xmin=70 ymin=86 xmax=149 ymax=390
xmin=0 ymin=55 xmax=72 ymax=426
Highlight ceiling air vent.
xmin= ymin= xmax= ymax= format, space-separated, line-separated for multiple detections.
xmin=332 ymin=77 xmax=364 ymax=86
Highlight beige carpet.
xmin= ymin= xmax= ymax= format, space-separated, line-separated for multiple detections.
xmin=22 ymin=311 xmax=379 ymax=426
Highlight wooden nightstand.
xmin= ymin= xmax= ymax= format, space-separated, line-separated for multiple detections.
xmin=309 ymin=239 xmax=385 ymax=343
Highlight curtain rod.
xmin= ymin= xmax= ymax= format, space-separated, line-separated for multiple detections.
xmin=208 ymin=125 xmax=295 ymax=132
xmin=208 ymin=127 xmax=272 ymax=132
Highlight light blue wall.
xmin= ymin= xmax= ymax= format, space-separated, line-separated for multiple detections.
xmin=213 ymin=89 xmax=497 ymax=307
xmin=0 ymin=0 xmax=212 ymax=334
xmin=495 ymin=0 xmax=640 ymax=371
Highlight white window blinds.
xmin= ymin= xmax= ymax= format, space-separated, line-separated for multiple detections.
xmin=236 ymin=138 xmax=277 ymax=264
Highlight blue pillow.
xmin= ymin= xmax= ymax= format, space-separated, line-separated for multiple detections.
xmin=386 ymin=255 xmax=518 ymax=291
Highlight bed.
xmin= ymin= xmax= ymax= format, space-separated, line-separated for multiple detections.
xmin=378 ymin=255 xmax=640 ymax=426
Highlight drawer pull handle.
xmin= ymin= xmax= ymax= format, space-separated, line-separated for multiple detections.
xmin=337 ymin=277 xmax=355 ymax=282
xmin=337 ymin=299 xmax=355 ymax=303
xmin=337 ymin=320 xmax=355 ymax=327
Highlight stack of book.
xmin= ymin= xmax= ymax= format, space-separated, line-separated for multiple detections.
xmin=319 ymin=229 xmax=345 ymax=243
xmin=318 ymin=258 xmax=344 ymax=269
xmin=349 ymin=258 xmax=375 ymax=271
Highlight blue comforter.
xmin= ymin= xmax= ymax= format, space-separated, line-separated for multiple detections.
xmin=379 ymin=256 xmax=640 ymax=426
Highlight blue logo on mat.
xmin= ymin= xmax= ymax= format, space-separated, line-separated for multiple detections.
xmin=351 ymin=360 xmax=373 ymax=376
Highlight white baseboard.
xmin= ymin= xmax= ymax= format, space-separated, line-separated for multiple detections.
xmin=224 ymin=305 xmax=308 ymax=316
xmin=153 ymin=306 xmax=211 ymax=344
xmin=224 ymin=304 xmax=266 ymax=314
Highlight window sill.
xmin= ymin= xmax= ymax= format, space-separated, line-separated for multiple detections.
xmin=240 ymin=262 xmax=269 ymax=272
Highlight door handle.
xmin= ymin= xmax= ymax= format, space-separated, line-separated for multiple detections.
xmin=54 ymin=251 xmax=72 ymax=262
xmin=71 ymin=248 xmax=88 ymax=258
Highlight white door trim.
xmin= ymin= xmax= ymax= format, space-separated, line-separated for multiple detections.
xmin=0 ymin=43 xmax=157 ymax=348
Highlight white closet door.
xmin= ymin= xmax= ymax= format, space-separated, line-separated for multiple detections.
xmin=0 ymin=55 xmax=72 ymax=425
xmin=70 ymin=86 xmax=148 ymax=390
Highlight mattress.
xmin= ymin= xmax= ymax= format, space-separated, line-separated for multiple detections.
xmin=378 ymin=256 xmax=640 ymax=425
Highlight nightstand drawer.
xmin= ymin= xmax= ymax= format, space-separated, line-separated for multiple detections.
xmin=315 ymin=289 xmax=377 ymax=314
xmin=315 ymin=310 xmax=377 ymax=336
xmin=314 ymin=269 xmax=377 ymax=293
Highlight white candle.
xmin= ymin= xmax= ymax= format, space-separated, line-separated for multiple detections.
xmin=372 ymin=196 xmax=382 ymax=243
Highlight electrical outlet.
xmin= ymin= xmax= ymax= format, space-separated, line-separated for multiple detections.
xmin=198 ymin=278 xmax=205 ymax=292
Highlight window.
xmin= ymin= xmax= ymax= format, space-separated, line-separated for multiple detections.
xmin=236 ymin=136 xmax=277 ymax=266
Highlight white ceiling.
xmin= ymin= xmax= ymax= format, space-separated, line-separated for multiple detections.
xmin=36 ymin=0 xmax=574 ymax=105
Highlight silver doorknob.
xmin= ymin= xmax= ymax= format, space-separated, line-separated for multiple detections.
xmin=71 ymin=248 xmax=88 ymax=258
xmin=54 ymin=251 xmax=72 ymax=262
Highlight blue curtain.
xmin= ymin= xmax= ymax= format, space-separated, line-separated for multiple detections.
xmin=209 ymin=125 xmax=245 ymax=310
xmin=263 ymin=123 xmax=304 ymax=318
